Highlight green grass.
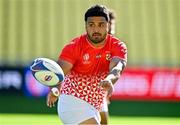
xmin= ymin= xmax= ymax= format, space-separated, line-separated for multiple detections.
xmin=0 ymin=114 xmax=180 ymax=125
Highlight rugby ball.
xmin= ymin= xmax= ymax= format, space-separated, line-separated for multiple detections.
xmin=30 ymin=58 xmax=64 ymax=87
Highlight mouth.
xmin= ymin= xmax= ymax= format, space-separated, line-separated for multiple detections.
xmin=92 ymin=33 xmax=101 ymax=37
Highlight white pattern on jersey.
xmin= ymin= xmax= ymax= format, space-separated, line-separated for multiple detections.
xmin=60 ymin=71 xmax=107 ymax=110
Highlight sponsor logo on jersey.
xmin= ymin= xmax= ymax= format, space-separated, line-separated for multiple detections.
xmin=83 ymin=53 xmax=89 ymax=61
xmin=96 ymin=54 xmax=102 ymax=59
xmin=106 ymin=53 xmax=111 ymax=60
xmin=83 ymin=53 xmax=90 ymax=64
xmin=105 ymin=51 xmax=111 ymax=60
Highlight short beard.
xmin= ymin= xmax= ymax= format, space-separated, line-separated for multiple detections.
xmin=87 ymin=33 xmax=107 ymax=44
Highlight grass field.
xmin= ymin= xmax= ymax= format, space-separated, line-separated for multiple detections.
xmin=0 ymin=114 xmax=180 ymax=125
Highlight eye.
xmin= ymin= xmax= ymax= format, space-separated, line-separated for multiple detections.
xmin=99 ymin=23 xmax=105 ymax=28
xmin=88 ymin=23 xmax=94 ymax=27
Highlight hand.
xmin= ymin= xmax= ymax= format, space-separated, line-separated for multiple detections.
xmin=99 ymin=79 xmax=114 ymax=97
xmin=107 ymin=85 xmax=114 ymax=97
xmin=46 ymin=91 xmax=58 ymax=108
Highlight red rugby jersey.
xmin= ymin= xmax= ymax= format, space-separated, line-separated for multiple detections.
xmin=59 ymin=34 xmax=127 ymax=110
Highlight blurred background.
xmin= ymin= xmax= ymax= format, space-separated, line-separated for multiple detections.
xmin=0 ymin=0 xmax=180 ymax=124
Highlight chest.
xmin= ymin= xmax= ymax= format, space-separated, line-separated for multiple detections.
xmin=84 ymin=48 xmax=111 ymax=62
xmin=76 ymin=48 xmax=112 ymax=68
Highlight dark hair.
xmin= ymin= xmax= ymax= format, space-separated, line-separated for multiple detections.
xmin=84 ymin=4 xmax=109 ymax=22
xmin=109 ymin=9 xmax=116 ymax=20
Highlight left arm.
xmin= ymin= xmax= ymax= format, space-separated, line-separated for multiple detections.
xmin=100 ymin=57 xmax=126 ymax=96
xmin=106 ymin=57 xmax=126 ymax=84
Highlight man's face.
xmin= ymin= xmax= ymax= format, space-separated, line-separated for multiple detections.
xmin=86 ymin=16 xmax=109 ymax=44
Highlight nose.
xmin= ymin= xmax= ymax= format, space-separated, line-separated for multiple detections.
xmin=93 ymin=26 xmax=100 ymax=32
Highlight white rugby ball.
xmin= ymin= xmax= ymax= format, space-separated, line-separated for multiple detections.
xmin=30 ymin=58 xmax=64 ymax=87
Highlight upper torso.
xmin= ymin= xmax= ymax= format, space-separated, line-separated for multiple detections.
xmin=59 ymin=34 xmax=127 ymax=110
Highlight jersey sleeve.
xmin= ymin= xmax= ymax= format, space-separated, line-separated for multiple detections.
xmin=59 ymin=40 xmax=78 ymax=65
xmin=111 ymin=41 xmax=127 ymax=62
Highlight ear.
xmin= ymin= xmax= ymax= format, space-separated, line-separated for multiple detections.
xmin=85 ymin=23 xmax=87 ymax=30
xmin=107 ymin=22 xmax=110 ymax=31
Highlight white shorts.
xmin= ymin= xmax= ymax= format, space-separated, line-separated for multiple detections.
xmin=100 ymin=98 xmax=108 ymax=112
xmin=57 ymin=94 xmax=101 ymax=124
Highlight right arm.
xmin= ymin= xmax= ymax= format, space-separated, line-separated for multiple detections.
xmin=58 ymin=59 xmax=73 ymax=75
xmin=47 ymin=38 xmax=78 ymax=107
xmin=46 ymin=59 xmax=73 ymax=107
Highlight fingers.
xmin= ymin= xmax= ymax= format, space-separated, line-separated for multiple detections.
xmin=47 ymin=101 xmax=55 ymax=108
xmin=47 ymin=99 xmax=54 ymax=108
xmin=47 ymin=95 xmax=52 ymax=108
xmin=99 ymin=79 xmax=114 ymax=97
xmin=107 ymin=86 xmax=114 ymax=97
xmin=47 ymin=99 xmax=55 ymax=108
xmin=46 ymin=93 xmax=57 ymax=108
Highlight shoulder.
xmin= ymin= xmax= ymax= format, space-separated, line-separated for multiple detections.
xmin=62 ymin=34 xmax=86 ymax=53
xmin=69 ymin=34 xmax=86 ymax=45
xmin=108 ymin=34 xmax=127 ymax=49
